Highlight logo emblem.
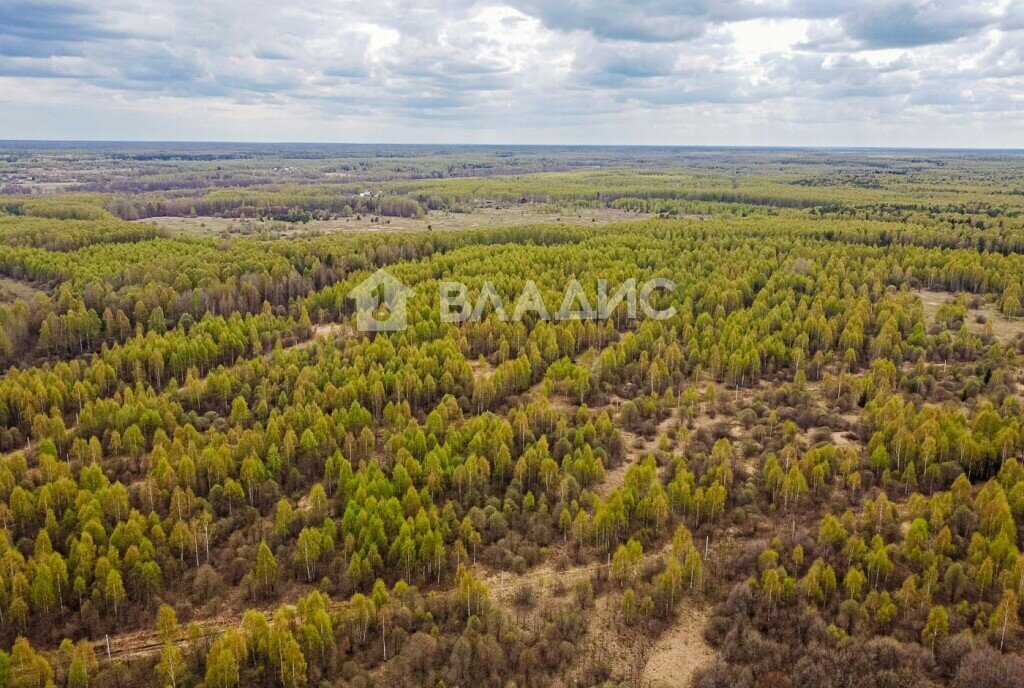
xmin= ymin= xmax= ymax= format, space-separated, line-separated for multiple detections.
xmin=348 ymin=269 xmax=413 ymax=332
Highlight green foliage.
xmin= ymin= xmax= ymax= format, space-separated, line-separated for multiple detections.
xmin=6 ymin=148 xmax=1024 ymax=687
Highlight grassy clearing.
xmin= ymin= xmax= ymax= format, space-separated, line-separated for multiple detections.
xmin=917 ymin=289 xmax=1024 ymax=343
xmin=134 ymin=204 xmax=649 ymax=237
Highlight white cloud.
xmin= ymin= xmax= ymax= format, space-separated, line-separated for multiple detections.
xmin=0 ymin=0 xmax=1023 ymax=145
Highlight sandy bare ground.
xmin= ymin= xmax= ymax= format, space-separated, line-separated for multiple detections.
xmin=642 ymin=606 xmax=715 ymax=688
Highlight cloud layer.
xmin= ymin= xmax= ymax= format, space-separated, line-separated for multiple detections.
xmin=1 ymin=0 xmax=1022 ymax=146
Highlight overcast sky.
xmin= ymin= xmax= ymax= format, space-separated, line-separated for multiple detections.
xmin=1 ymin=0 xmax=1023 ymax=147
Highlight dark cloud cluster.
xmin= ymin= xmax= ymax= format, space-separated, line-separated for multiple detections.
xmin=0 ymin=1 xmax=125 ymax=58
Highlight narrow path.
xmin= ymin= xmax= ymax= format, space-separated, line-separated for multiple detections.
xmin=642 ymin=606 xmax=714 ymax=688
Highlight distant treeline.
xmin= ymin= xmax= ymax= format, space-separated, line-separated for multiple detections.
xmin=104 ymin=186 xmax=426 ymax=221
xmin=81 ymin=173 xmax=279 ymax=194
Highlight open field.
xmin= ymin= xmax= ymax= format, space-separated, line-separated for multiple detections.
xmin=134 ymin=204 xmax=652 ymax=237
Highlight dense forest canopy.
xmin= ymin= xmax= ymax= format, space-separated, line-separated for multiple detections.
xmin=2 ymin=144 xmax=1024 ymax=687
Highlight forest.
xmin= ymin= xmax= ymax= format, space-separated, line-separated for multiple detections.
xmin=2 ymin=143 xmax=1024 ymax=687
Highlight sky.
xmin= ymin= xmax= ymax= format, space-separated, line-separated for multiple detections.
xmin=1 ymin=0 xmax=1023 ymax=147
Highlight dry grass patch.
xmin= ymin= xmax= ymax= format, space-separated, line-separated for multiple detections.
xmin=0 ymin=276 xmax=46 ymax=302
xmin=642 ymin=605 xmax=715 ymax=688
xmin=135 ymin=205 xmax=649 ymax=237
xmin=917 ymin=289 xmax=1024 ymax=343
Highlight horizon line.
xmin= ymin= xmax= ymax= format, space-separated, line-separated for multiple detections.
xmin=2 ymin=139 xmax=1024 ymax=154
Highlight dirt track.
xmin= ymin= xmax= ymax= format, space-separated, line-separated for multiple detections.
xmin=68 ymin=358 xmax=707 ymax=671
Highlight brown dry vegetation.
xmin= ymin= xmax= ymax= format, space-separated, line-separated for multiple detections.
xmin=0 ymin=276 xmax=45 ymax=302
xmin=642 ymin=606 xmax=715 ymax=688
xmin=917 ymin=289 xmax=1024 ymax=343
